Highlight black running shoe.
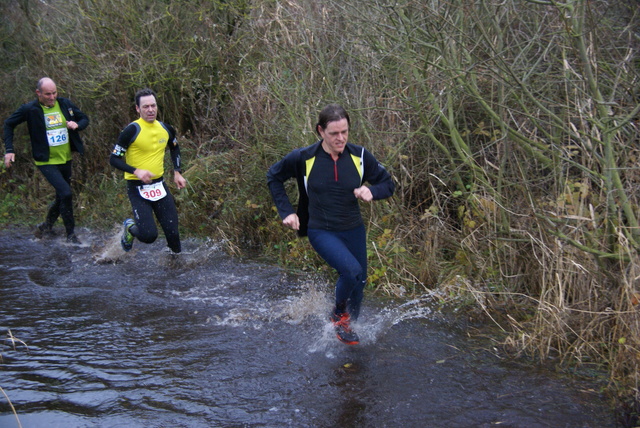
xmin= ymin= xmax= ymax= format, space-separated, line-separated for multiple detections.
xmin=330 ymin=312 xmax=359 ymax=345
xmin=66 ymin=233 xmax=81 ymax=245
xmin=34 ymin=222 xmax=54 ymax=238
xmin=121 ymin=219 xmax=135 ymax=252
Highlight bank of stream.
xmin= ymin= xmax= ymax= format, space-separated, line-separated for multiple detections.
xmin=0 ymin=226 xmax=616 ymax=427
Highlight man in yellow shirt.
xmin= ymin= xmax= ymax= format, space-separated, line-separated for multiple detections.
xmin=109 ymin=88 xmax=186 ymax=253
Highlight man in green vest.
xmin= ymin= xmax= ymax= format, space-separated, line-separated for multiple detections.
xmin=3 ymin=77 xmax=90 ymax=244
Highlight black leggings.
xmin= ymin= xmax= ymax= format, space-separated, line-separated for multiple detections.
xmin=37 ymin=162 xmax=75 ymax=235
xmin=126 ymin=180 xmax=181 ymax=253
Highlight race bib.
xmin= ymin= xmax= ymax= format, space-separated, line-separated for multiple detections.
xmin=138 ymin=181 xmax=167 ymax=201
xmin=46 ymin=128 xmax=69 ymax=147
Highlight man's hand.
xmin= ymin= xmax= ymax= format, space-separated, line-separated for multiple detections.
xmin=4 ymin=153 xmax=15 ymax=169
xmin=67 ymin=121 xmax=79 ymax=131
xmin=174 ymin=171 xmax=187 ymax=190
xmin=134 ymin=168 xmax=154 ymax=184
xmin=282 ymin=213 xmax=300 ymax=231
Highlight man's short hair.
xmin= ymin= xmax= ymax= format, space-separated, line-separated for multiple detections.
xmin=135 ymin=88 xmax=157 ymax=107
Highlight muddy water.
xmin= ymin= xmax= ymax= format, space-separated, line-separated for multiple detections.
xmin=0 ymin=226 xmax=615 ymax=427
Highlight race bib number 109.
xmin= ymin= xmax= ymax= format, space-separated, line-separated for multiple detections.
xmin=138 ymin=181 xmax=167 ymax=201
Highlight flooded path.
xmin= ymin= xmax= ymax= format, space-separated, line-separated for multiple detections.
xmin=0 ymin=226 xmax=615 ymax=427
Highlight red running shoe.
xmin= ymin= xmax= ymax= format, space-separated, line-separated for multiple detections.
xmin=330 ymin=312 xmax=359 ymax=345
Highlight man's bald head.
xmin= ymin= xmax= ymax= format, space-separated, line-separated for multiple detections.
xmin=36 ymin=77 xmax=58 ymax=107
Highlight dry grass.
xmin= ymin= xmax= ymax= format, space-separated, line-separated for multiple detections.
xmin=1 ymin=329 xmax=28 ymax=428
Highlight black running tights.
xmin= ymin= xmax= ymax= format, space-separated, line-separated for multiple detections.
xmin=126 ymin=181 xmax=181 ymax=253
xmin=37 ymin=162 xmax=75 ymax=235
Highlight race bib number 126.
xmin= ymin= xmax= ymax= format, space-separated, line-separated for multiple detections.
xmin=46 ymin=128 xmax=69 ymax=147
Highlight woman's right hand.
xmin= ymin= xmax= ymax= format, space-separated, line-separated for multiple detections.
xmin=282 ymin=213 xmax=300 ymax=230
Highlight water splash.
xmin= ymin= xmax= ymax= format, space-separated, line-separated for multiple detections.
xmin=156 ymin=238 xmax=224 ymax=269
xmin=277 ymin=285 xmax=332 ymax=325
xmin=92 ymin=224 xmax=127 ymax=264
xmin=274 ymin=285 xmax=438 ymax=355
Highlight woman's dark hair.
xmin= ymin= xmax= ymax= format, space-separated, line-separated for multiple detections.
xmin=135 ymin=88 xmax=157 ymax=107
xmin=316 ymin=104 xmax=350 ymax=136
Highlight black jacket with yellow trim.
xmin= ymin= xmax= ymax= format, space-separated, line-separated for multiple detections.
xmin=267 ymin=141 xmax=394 ymax=237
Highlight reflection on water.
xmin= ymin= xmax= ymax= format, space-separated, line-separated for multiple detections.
xmin=0 ymin=226 xmax=614 ymax=427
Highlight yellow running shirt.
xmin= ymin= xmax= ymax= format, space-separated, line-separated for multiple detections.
xmin=123 ymin=118 xmax=170 ymax=181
